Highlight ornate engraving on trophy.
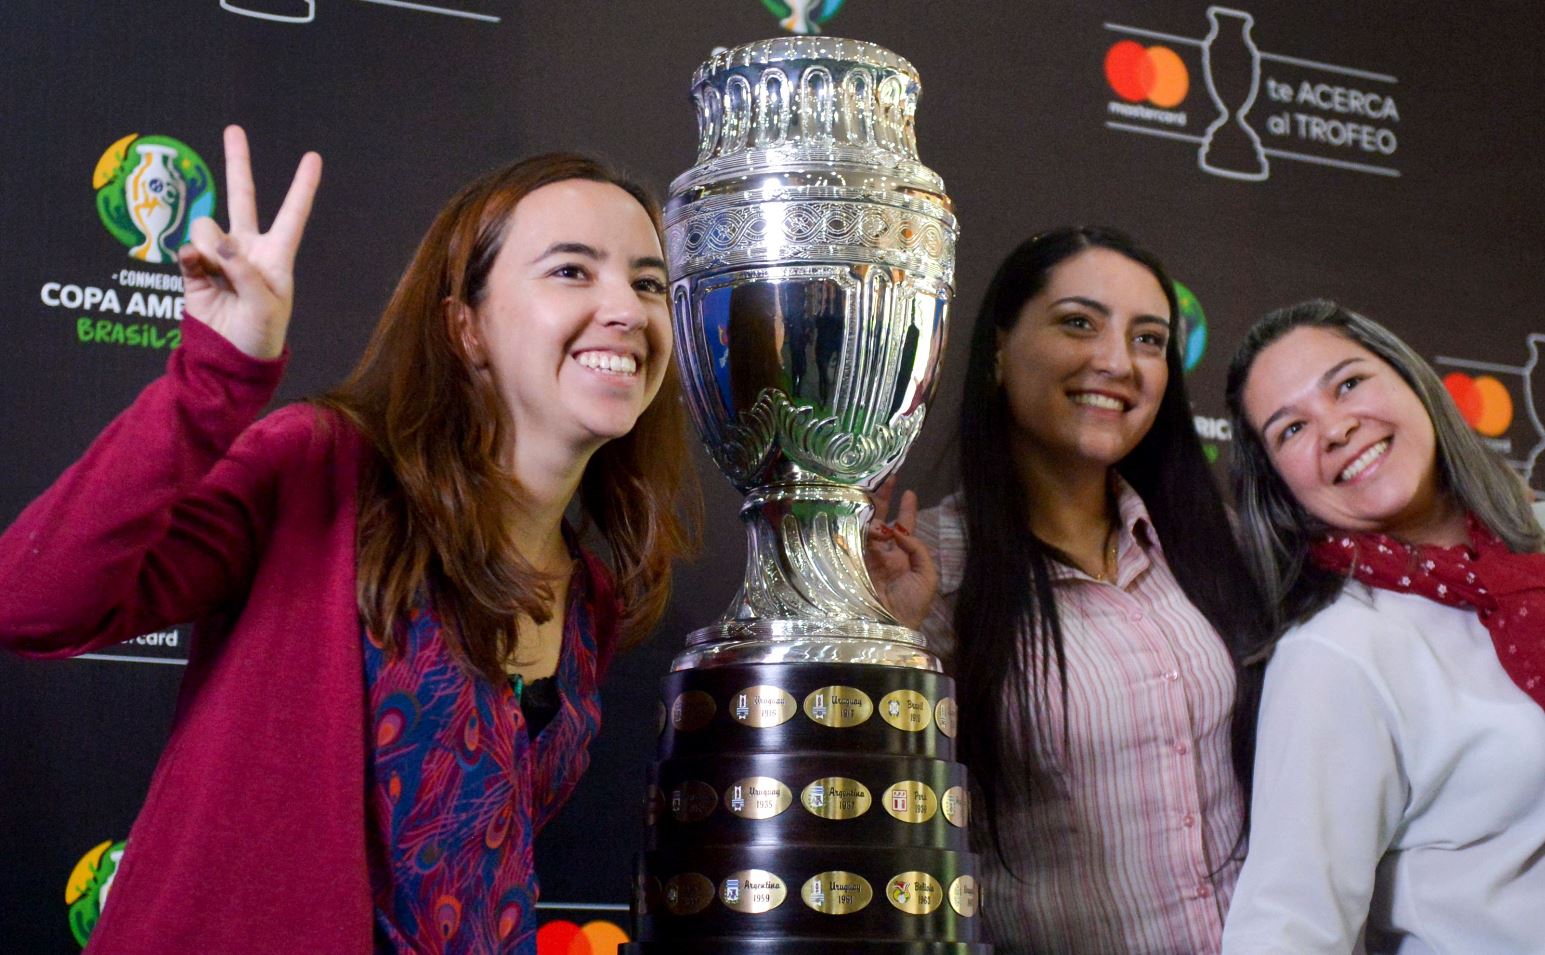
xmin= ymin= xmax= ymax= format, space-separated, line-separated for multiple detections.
xmin=879 ymin=689 xmax=933 ymax=732
xmin=670 ymin=780 xmax=720 ymax=823
xmin=729 ymin=685 xmax=798 ymax=727
xmin=724 ymin=776 xmax=794 ymax=819
xmin=664 ymin=872 xmax=716 ymax=916
xmin=886 ymin=871 xmax=944 ymax=915
xmin=934 ymin=696 xmax=958 ymax=738
xmin=882 ymin=780 xmax=939 ymax=824
xmin=720 ymin=869 xmax=788 ymax=914
xmin=800 ymin=776 xmax=873 ymax=820
xmin=803 ymin=685 xmax=875 ymax=727
xmin=802 ymin=871 xmax=874 ymax=915
xmin=941 ymin=785 xmax=969 ymax=828
xmin=948 ymin=874 xmax=979 ymax=918
xmin=671 ymin=690 xmax=717 ymax=731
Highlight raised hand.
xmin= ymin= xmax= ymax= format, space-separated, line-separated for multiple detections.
xmin=864 ymin=476 xmax=939 ymax=631
xmin=177 ymin=126 xmax=322 ymax=360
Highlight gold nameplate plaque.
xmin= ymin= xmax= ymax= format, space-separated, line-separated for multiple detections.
xmin=934 ymin=696 xmax=958 ymax=738
xmin=670 ymin=780 xmax=719 ymax=823
xmin=724 ymin=776 xmax=793 ymax=819
xmin=720 ymin=869 xmax=787 ymax=914
xmin=948 ymin=874 xmax=979 ymax=917
xmin=886 ymin=871 xmax=944 ymax=915
xmin=664 ymin=872 xmax=715 ymax=915
xmin=730 ymin=685 xmax=798 ymax=728
xmin=671 ymin=690 xmax=717 ymax=731
xmin=803 ymin=685 xmax=875 ymax=728
xmin=879 ymin=689 xmax=933 ymax=732
xmin=941 ymin=785 xmax=969 ymax=828
xmin=800 ymin=776 xmax=873 ymax=820
xmin=801 ymin=871 xmax=874 ymax=914
xmin=883 ymin=780 xmax=939 ymax=824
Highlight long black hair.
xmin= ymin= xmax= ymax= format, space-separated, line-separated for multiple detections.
xmin=954 ymin=227 xmax=1269 ymax=866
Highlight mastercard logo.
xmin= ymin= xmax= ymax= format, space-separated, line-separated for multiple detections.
xmin=1443 ymin=372 xmax=1513 ymax=437
xmin=1104 ymin=40 xmax=1189 ymax=109
xmin=536 ymin=919 xmax=628 ymax=955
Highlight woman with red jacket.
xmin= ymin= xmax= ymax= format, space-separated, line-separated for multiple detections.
xmin=0 ymin=127 xmax=697 ymax=954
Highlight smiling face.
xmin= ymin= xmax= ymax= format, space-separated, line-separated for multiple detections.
xmin=464 ymin=179 xmax=671 ymax=457
xmin=1241 ymin=325 xmax=1452 ymax=541
xmin=998 ymin=246 xmax=1172 ymax=475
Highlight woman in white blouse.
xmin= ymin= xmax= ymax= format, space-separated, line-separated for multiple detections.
xmin=1222 ymin=300 xmax=1545 ymax=953
xmin=868 ymin=227 xmax=1269 ymax=953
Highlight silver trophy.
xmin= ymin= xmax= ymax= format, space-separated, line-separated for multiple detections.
xmin=631 ymin=41 xmax=983 ymax=953
xmin=666 ymin=36 xmax=958 ymax=671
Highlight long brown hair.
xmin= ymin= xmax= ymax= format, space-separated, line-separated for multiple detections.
xmin=318 ymin=153 xmax=699 ymax=681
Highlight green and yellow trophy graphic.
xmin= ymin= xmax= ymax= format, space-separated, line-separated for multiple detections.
xmin=66 ymin=839 xmax=126 ymax=948
xmin=94 ymin=134 xmax=215 ymax=265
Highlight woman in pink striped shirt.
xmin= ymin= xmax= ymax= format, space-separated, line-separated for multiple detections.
xmin=869 ymin=227 xmax=1267 ymax=953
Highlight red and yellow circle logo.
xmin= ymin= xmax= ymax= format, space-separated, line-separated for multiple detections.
xmin=1104 ymin=40 xmax=1189 ymax=109
xmin=536 ymin=919 xmax=628 ymax=955
xmin=1443 ymin=372 xmax=1513 ymax=437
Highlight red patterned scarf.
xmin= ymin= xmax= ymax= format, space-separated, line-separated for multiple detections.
xmin=1309 ymin=515 xmax=1545 ymax=710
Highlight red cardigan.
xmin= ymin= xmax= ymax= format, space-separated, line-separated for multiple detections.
xmin=0 ymin=317 xmax=618 ymax=954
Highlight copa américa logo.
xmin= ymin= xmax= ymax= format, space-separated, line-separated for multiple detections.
xmin=762 ymin=0 xmax=845 ymax=35
xmin=66 ymin=838 xmax=126 ymax=948
xmin=536 ymin=918 xmax=629 ymax=953
xmin=94 ymin=133 xmax=215 ymax=265
xmin=1174 ymin=280 xmax=1207 ymax=374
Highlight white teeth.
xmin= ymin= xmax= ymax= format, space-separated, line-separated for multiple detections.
xmin=1339 ymin=439 xmax=1389 ymax=483
xmin=1071 ymin=393 xmax=1124 ymax=411
xmin=575 ymin=351 xmax=638 ymax=376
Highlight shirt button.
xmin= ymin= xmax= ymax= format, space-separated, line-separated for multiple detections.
xmin=1163 ymin=669 xmax=1180 ymax=682
xmin=1174 ymin=742 xmax=1189 ymax=756
xmin=1182 ymin=813 xmax=1196 ymax=828
xmin=1197 ymin=883 xmax=1212 ymax=898
xmin=1129 ymin=610 xmax=1144 ymax=623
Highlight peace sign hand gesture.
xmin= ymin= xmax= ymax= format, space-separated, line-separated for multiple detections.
xmin=177 ymin=126 xmax=322 ymax=360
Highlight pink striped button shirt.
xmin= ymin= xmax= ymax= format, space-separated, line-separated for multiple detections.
xmin=914 ymin=482 xmax=1243 ymax=954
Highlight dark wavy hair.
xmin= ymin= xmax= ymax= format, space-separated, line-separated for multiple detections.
xmin=954 ymin=226 xmax=1269 ymax=867
xmin=318 ymin=153 xmax=699 ymax=682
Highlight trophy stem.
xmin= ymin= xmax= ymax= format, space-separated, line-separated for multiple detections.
xmin=675 ymin=482 xmax=937 ymax=670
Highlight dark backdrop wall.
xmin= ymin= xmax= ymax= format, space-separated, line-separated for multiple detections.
xmin=4 ymin=1 xmax=1543 ymax=950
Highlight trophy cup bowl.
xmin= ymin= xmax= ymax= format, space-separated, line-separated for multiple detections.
xmin=665 ymin=36 xmax=958 ymax=672
xmin=628 ymin=38 xmax=986 ymax=954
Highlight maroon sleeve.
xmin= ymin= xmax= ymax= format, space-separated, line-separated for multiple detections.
xmin=0 ymin=316 xmax=289 ymax=657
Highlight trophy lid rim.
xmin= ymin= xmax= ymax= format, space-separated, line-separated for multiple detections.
xmin=692 ymin=36 xmax=919 ymax=87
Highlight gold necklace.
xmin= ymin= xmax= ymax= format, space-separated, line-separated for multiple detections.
xmin=1090 ymin=524 xmax=1119 ymax=582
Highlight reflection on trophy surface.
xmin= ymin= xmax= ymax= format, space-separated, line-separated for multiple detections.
xmin=629 ymin=37 xmax=987 ymax=955
xmin=665 ymin=35 xmax=958 ymax=671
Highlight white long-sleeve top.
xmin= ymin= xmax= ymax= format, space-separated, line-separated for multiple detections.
xmin=1222 ymin=584 xmax=1545 ymax=954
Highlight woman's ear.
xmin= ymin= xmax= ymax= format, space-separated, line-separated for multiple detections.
xmin=446 ymin=297 xmax=487 ymax=367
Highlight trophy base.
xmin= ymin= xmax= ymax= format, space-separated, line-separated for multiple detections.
xmin=624 ymin=942 xmax=992 ymax=954
xmin=678 ymin=628 xmax=939 ymax=671
xmin=633 ymin=661 xmax=986 ymax=952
